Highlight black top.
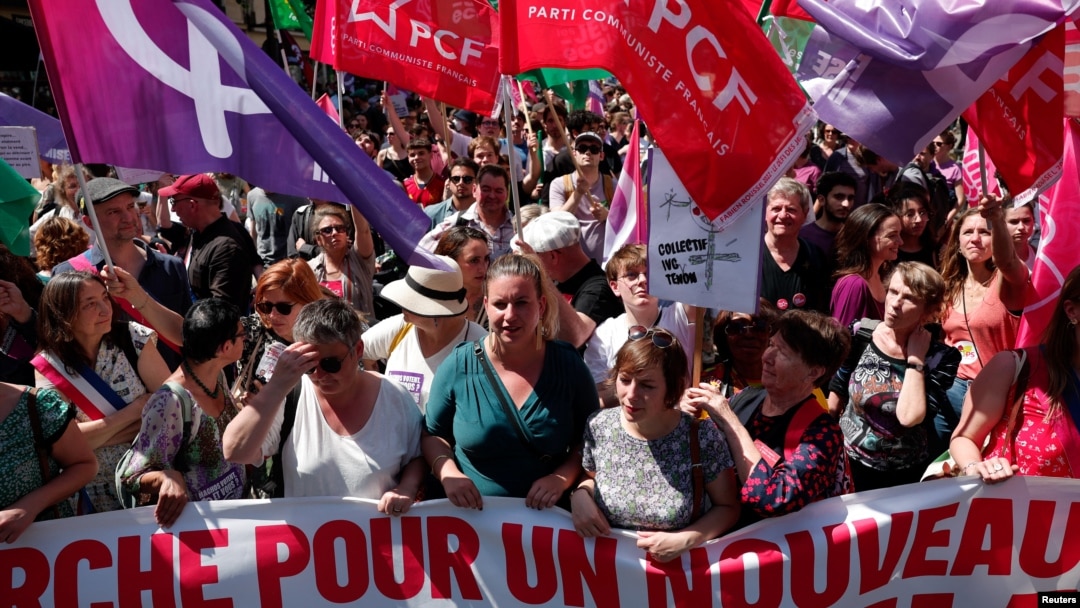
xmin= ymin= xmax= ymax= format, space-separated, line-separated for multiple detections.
xmin=557 ymin=260 xmax=622 ymax=326
xmin=188 ymin=215 xmax=257 ymax=313
xmin=759 ymin=238 xmax=830 ymax=313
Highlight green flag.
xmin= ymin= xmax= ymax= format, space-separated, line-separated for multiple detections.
xmin=517 ymin=68 xmax=611 ymax=90
xmin=268 ymin=0 xmax=313 ymax=39
xmin=0 ymin=157 xmax=38 ymax=256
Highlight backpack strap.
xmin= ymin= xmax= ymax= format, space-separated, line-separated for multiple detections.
xmin=387 ymin=322 xmax=414 ymax=358
xmin=164 ymin=381 xmax=194 ymax=473
xmin=689 ymin=417 xmax=704 ymax=521
xmin=602 ymin=174 xmax=614 ymax=203
xmin=784 ymin=397 xmax=826 ymax=463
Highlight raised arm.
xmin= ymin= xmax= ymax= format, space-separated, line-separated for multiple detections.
xmin=981 ymin=195 xmax=1029 ymax=309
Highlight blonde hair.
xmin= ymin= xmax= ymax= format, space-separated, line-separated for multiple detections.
xmin=485 ymin=253 xmax=559 ymax=346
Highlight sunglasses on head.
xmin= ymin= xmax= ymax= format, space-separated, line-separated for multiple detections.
xmin=628 ymin=325 xmax=674 ymax=348
xmin=318 ymin=225 xmax=348 ymax=236
xmin=256 ymin=301 xmax=296 ymax=315
xmin=575 ymin=144 xmax=602 ymax=155
xmin=449 ymin=175 xmax=476 ymax=184
xmin=307 ymin=353 xmax=350 ymax=374
xmin=725 ymin=319 xmax=770 ymax=336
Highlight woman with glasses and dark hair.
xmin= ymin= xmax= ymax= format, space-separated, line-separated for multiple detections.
xmin=702 ymin=299 xmax=780 ymax=400
xmin=118 ymin=298 xmax=248 ymax=527
xmin=572 ymin=331 xmax=739 ymax=563
xmin=828 ymin=262 xmax=959 ymax=490
xmin=684 ymin=310 xmax=852 ymax=529
xmin=422 ymin=253 xmax=598 ymax=510
xmin=223 ymin=298 xmax=425 ymax=515
xmin=307 ymin=204 xmax=376 ymax=318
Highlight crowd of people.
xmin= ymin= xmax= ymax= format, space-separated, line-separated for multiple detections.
xmin=0 ymin=90 xmax=1076 ymax=567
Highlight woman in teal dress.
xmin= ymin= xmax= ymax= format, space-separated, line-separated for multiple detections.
xmin=423 ymin=254 xmax=599 ymax=509
xmin=0 ymin=384 xmax=97 ymax=543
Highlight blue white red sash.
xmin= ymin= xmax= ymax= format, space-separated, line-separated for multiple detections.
xmin=30 ymin=351 xmax=128 ymax=420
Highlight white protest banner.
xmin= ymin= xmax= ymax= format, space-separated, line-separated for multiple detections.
xmin=0 ymin=126 xmax=41 ymax=179
xmin=5 ymin=479 xmax=1079 ymax=606
xmin=647 ymin=148 xmax=764 ymax=312
xmin=114 ymin=166 xmax=166 ymax=186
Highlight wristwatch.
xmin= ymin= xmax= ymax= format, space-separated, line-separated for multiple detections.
xmin=906 ymin=361 xmax=926 ymax=372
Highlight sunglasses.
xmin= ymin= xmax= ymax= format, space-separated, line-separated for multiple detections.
xmin=449 ymin=175 xmax=476 ymax=185
xmin=256 ymin=301 xmax=296 ymax=315
xmin=931 ymin=141 xmax=945 ymax=148
xmin=306 ymin=353 xmax=350 ymax=374
xmin=318 ymin=225 xmax=348 ymax=236
xmin=725 ymin=319 xmax=770 ymax=336
xmin=575 ymin=144 xmax=602 ymax=155
xmin=628 ymin=325 xmax=674 ymax=348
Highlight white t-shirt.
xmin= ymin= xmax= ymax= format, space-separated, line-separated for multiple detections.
xmin=583 ymin=303 xmax=696 ymax=384
xmin=362 ymin=315 xmax=486 ymax=412
xmin=280 ymin=375 xmax=422 ymax=499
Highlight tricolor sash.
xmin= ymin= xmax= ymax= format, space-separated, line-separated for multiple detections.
xmin=30 ymin=351 xmax=128 ymax=421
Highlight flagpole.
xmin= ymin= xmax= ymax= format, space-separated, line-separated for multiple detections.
xmin=335 ymin=69 xmax=346 ymax=128
xmin=309 ymin=59 xmax=318 ymax=100
xmin=265 ymin=3 xmax=290 ymax=74
xmin=502 ymin=76 xmax=524 ymax=242
xmin=977 ymin=142 xmax=990 ymax=195
xmin=515 ymin=80 xmax=534 ymax=138
xmin=73 ymin=164 xmax=115 ymax=272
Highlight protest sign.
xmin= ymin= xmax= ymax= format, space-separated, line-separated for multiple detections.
xmin=646 ymin=148 xmax=763 ymax=312
xmin=5 ymin=479 xmax=1080 ymax=606
xmin=0 ymin=126 xmax=40 ymax=179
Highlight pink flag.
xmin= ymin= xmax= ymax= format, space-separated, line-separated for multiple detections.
xmin=603 ymin=120 xmax=645 ymax=267
xmin=961 ymin=127 xmax=1004 ymax=204
xmin=1017 ymin=118 xmax=1080 ymax=347
xmin=315 ymin=93 xmax=340 ymax=124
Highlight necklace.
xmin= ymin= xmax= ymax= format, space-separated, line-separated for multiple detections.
xmin=183 ymin=360 xmax=221 ymax=399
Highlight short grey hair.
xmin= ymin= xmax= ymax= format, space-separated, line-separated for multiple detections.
xmin=293 ymin=298 xmax=363 ymax=348
xmin=768 ymin=177 xmax=812 ymax=214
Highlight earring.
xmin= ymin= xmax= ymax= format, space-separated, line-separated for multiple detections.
xmin=1071 ymin=318 xmax=1078 ymax=326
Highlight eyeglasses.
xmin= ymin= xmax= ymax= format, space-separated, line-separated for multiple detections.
xmin=724 ymin=319 xmax=771 ymax=336
xmin=306 ymin=353 xmax=350 ymax=374
xmin=628 ymin=325 xmax=674 ymax=348
xmin=449 ymin=175 xmax=476 ymax=185
xmin=318 ymin=225 xmax=348 ymax=236
xmin=256 ymin=301 xmax=296 ymax=315
xmin=169 ymin=197 xmax=197 ymax=208
xmin=575 ymin=144 xmax=602 ymax=155
xmin=619 ymin=271 xmax=645 ymax=283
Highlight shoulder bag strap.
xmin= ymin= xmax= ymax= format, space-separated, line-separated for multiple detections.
xmin=689 ymin=417 xmax=703 ymax=521
xmin=165 ymin=381 xmax=195 ymax=473
xmin=472 ymin=339 xmax=551 ymax=462
xmin=26 ymin=388 xmax=61 ymax=519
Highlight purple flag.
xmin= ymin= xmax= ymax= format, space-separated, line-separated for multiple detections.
xmin=799 ymin=0 xmax=1079 ymax=164
xmin=0 ymin=93 xmax=71 ymax=164
xmin=29 ymin=0 xmax=442 ymax=268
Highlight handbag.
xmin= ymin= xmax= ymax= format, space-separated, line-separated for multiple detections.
xmin=115 ymin=382 xmax=194 ymax=508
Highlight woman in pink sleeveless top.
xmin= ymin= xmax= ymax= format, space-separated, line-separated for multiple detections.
xmin=951 ymin=265 xmax=1080 ymax=481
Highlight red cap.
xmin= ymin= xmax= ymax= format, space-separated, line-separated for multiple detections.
xmin=158 ymin=174 xmax=220 ymax=200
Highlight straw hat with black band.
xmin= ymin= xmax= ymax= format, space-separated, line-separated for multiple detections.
xmin=380 ymin=256 xmax=469 ymax=318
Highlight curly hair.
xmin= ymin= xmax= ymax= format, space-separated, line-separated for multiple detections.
xmin=33 ymin=216 xmax=89 ymax=272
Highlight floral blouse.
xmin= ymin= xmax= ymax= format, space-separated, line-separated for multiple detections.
xmin=740 ymin=397 xmax=846 ymax=525
xmin=584 ymin=408 xmax=734 ymax=531
xmin=119 ymin=384 xmax=245 ymax=503
xmin=0 ymin=388 xmax=75 ymax=519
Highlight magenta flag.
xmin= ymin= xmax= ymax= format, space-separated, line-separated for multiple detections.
xmin=603 ymin=120 xmax=645 ymax=267
xmin=1017 ymin=118 xmax=1080 ymax=347
xmin=28 ymin=0 xmax=442 ymax=268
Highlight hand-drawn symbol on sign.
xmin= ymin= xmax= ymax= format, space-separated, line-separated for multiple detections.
xmin=97 ymin=1 xmax=271 ymax=159
xmin=688 ymin=206 xmax=740 ymax=290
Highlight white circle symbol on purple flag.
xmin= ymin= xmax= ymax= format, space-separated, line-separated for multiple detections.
xmin=96 ymin=0 xmax=271 ymax=159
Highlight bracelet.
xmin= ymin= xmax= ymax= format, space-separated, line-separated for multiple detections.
xmin=430 ymin=454 xmax=451 ymax=473
xmin=134 ymin=294 xmax=150 ymax=310
xmin=961 ymin=462 xmax=979 ymax=474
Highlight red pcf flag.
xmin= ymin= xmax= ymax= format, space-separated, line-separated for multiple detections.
xmin=499 ymin=0 xmax=814 ymax=223
xmin=964 ymin=24 xmax=1066 ymax=204
xmin=312 ymin=0 xmax=500 ymax=115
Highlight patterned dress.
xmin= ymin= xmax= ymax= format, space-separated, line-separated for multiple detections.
xmin=0 ymin=388 xmax=76 ymax=519
xmin=583 ymin=408 xmax=734 ymax=531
